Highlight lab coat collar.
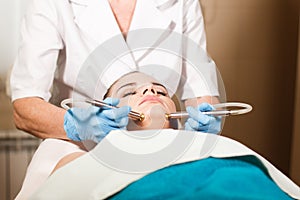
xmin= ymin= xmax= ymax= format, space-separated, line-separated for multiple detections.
xmin=72 ymin=0 xmax=120 ymax=46
xmin=69 ymin=0 xmax=176 ymax=9
xmin=129 ymin=0 xmax=174 ymax=31
xmin=72 ymin=0 xmax=174 ymax=47
xmin=71 ymin=0 xmax=175 ymax=71
xmin=69 ymin=0 xmax=87 ymax=6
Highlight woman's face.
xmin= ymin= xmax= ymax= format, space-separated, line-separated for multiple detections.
xmin=108 ymin=72 xmax=176 ymax=130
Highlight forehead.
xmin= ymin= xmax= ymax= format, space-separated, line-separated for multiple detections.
xmin=112 ymin=72 xmax=161 ymax=90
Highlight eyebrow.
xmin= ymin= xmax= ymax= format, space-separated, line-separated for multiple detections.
xmin=116 ymin=83 xmax=136 ymax=93
xmin=116 ymin=82 xmax=167 ymax=93
xmin=152 ymin=82 xmax=167 ymax=90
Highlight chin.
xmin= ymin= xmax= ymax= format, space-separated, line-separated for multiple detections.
xmin=127 ymin=105 xmax=170 ymax=130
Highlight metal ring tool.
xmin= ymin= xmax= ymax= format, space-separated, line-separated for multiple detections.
xmin=61 ymin=99 xmax=252 ymax=121
xmin=165 ymin=102 xmax=253 ymax=119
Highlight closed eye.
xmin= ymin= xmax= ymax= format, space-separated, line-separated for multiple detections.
xmin=123 ymin=91 xmax=136 ymax=97
xmin=157 ymin=91 xmax=167 ymax=96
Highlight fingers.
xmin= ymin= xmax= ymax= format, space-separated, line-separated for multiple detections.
xmin=185 ymin=117 xmax=211 ymax=131
xmin=100 ymin=115 xmax=130 ymax=128
xmin=95 ymin=97 xmax=131 ymax=127
xmin=101 ymin=106 xmax=131 ymax=120
xmin=71 ymin=106 xmax=100 ymax=121
xmin=186 ymin=106 xmax=211 ymax=125
xmin=198 ymin=102 xmax=214 ymax=112
xmin=102 ymin=97 xmax=120 ymax=107
xmin=65 ymin=99 xmax=130 ymax=143
xmin=95 ymin=106 xmax=131 ymax=129
xmin=185 ymin=103 xmax=218 ymax=133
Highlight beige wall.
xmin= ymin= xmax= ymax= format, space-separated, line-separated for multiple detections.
xmin=0 ymin=92 xmax=15 ymax=130
xmin=201 ymin=0 xmax=299 ymax=179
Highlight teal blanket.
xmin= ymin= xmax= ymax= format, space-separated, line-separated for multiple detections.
xmin=109 ymin=156 xmax=293 ymax=200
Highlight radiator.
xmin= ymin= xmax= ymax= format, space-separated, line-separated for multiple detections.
xmin=0 ymin=130 xmax=41 ymax=200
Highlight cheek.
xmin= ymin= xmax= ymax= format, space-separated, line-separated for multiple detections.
xmin=118 ymin=98 xmax=128 ymax=107
xmin=163 ymin=98 xmax=177 ymax=113
xmin=118 ymin=96 xmax=139 ymax=109
xmin=133 ymin=105 xmax=169 ymax=130
xmin=170 ymin=102 xmax=176 ymax=112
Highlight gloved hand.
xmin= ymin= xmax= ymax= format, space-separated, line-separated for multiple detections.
xmin=185 ymin=102 xmax=221 ymax=134
xmin=64 ymin=98 xmax=131 ymax=143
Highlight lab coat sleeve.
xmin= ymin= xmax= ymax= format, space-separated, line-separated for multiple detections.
xmin=182 ymin=0 xmax=206 ymax=51
xmin=10 ymin=0 xmax=63 ymax=102
xmin=180 ymin=0 xmax=219 ymax=100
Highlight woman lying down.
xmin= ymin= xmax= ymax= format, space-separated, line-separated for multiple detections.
xmin=29 ymin=72 xmax=299 ymax=199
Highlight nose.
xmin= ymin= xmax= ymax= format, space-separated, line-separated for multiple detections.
xmin=142 ymin=85 xmax=156 ymax=95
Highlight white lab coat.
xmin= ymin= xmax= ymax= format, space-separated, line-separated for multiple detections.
xmin=10 ymin=0 xmax=219 ymax=104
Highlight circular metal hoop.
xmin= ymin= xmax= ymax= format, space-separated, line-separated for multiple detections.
xmin=213 ymin=102 xmax=253 ymax=116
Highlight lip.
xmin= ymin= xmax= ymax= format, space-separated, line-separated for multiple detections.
xmin=139 ymin=95 xmax=163 ymax=105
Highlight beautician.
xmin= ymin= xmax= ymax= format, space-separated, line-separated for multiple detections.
xmin=10 ymin=0 xmax=220 ymax=143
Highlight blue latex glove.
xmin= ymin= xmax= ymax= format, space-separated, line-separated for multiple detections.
xmin=185 ymin=103 xmax=221 ymax=134
xmin=64 ymin=98 xmax=131 ymax=143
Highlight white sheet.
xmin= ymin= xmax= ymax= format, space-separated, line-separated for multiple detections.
xmin=30 ymin=130 xmax=300 ymax=199
xmin=15 ymin=139 xmax=86 ymax=200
